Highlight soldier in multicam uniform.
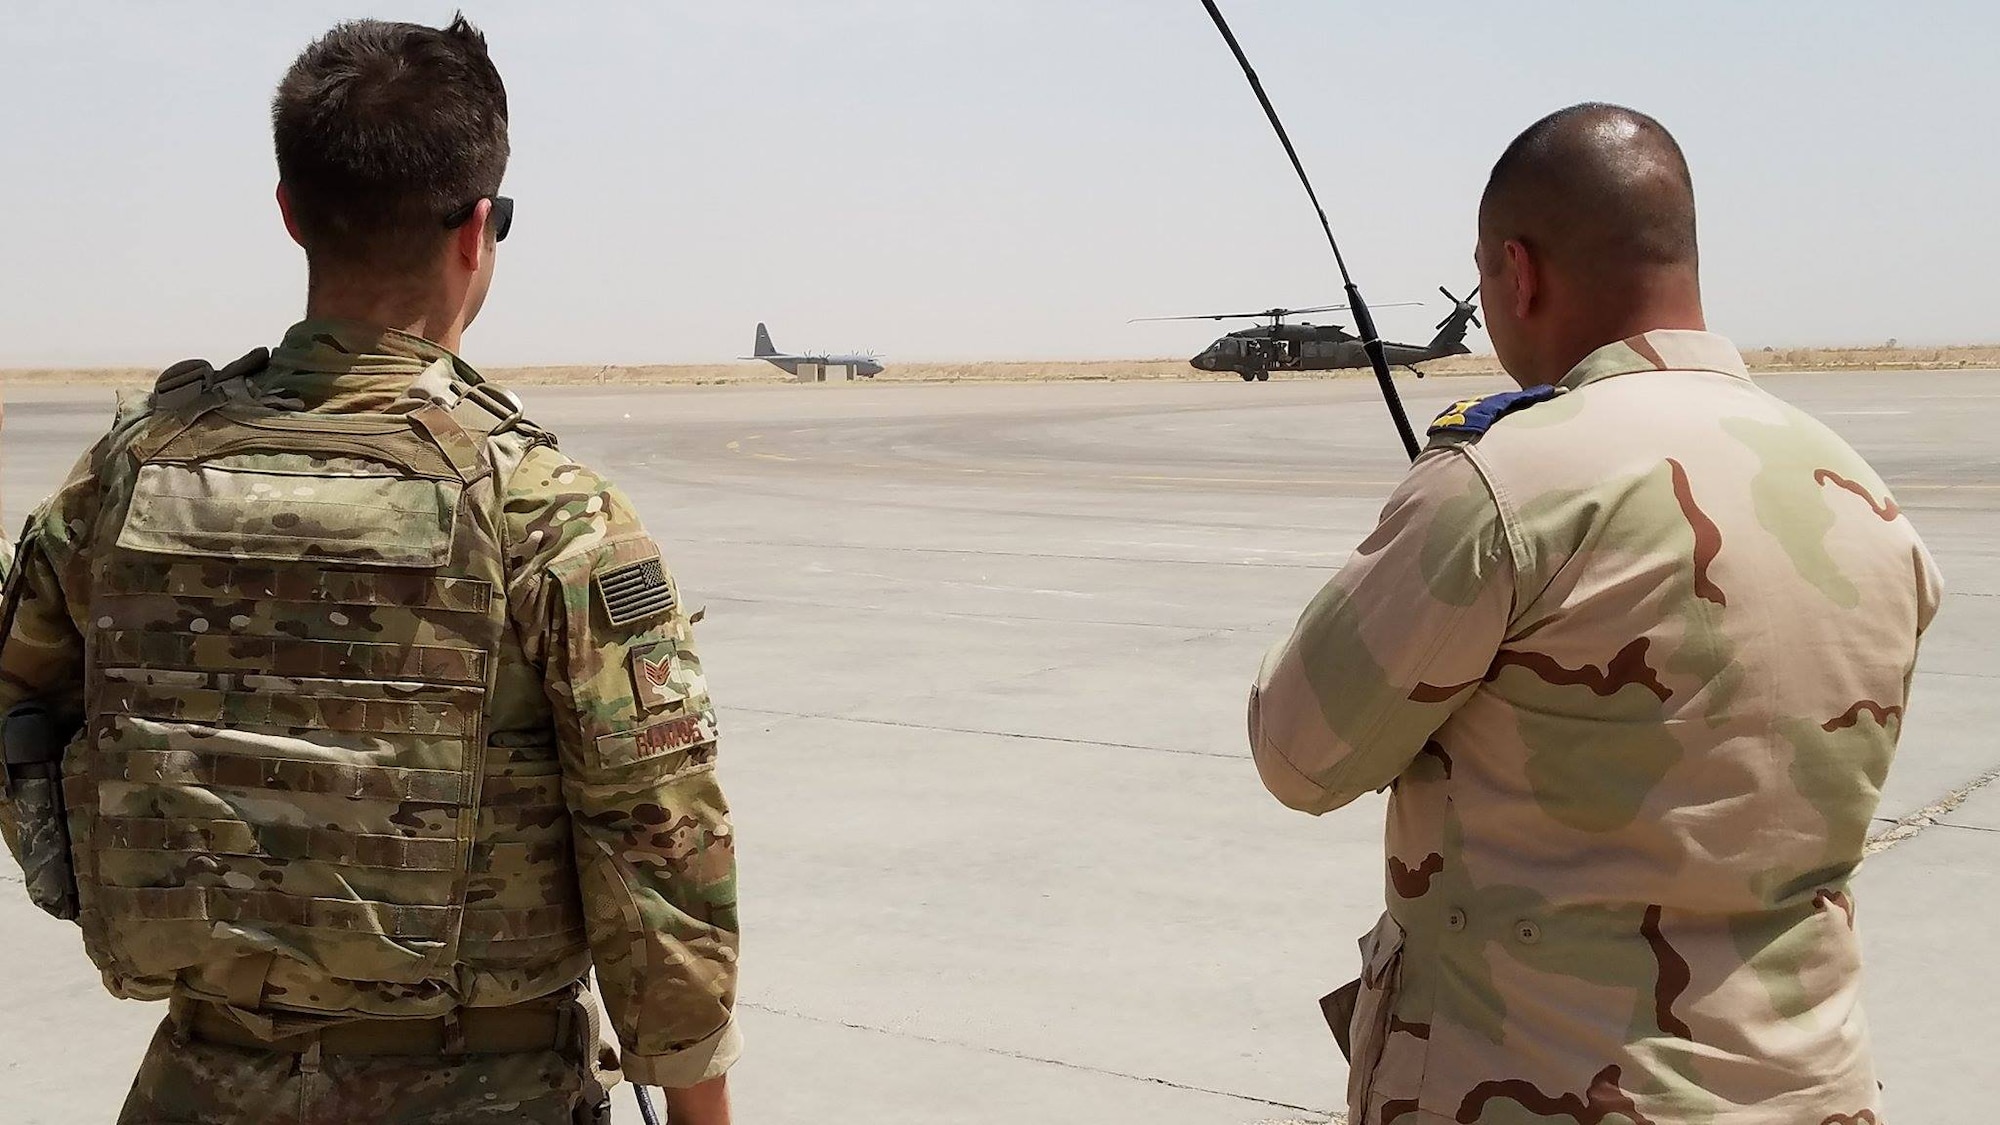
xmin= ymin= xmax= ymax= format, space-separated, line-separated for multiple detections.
xmin=0 ymin=17 xmax=738 ymax=1125
xmin=1251 ymin=103 xmax=1942 ymax=1125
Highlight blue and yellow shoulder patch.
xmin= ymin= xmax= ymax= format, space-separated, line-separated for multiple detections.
xmin=1427 ymin=385 xmax=1560 ymax=438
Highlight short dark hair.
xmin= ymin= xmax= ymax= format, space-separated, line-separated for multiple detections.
xmin=273 ymin=14 xmax=508 ymax=279
xmin=1480 ymin=103 xmax=1697 ymax=277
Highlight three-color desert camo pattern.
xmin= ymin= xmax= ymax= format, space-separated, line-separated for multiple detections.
xmin=1252 ymin=330 xmax=1942 ymax=1124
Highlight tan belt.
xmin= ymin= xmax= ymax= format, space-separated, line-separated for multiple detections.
xmin=181 ymin=998 xmax=571 ymax=1057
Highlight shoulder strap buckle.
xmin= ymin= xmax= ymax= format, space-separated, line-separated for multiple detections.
xmin=131 ymin=347 xmax=273 ymax=462
xmin=460 ymin=381 xmax=527 ymax=436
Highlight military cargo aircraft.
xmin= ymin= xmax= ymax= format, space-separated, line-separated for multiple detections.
xmin=743 ymin=323 xmax=883 ymax=380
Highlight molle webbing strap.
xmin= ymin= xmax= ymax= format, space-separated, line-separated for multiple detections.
xmin=92 ymin=747 xmax=471 ymax=804
xmin=144 ymin=423 xmax=464 ymax=480
xmin=124 ymin=394 xmax=232 ymax=466
xmin=94 ymin=884 xmax=458 ymax=940
xmin=181 ymin=995 xmax=576 ymax=1056
xmin=406 ymin=400 xmax=493 ymax=485
xmin=98 ymin=816 xmax=460 ymax=870
xmin=92 ymin=885 xmax=580 ymax=941
xmin=112 ymin=563 xmax=492 ymax=613
xmin=96 ymin=685 xmax=472 ymax=737
xmin=98 ymin=631 xmax=490 ymax=686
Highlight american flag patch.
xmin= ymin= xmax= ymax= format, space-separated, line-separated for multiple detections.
xmin=595 ymin=556 xmax=675 ymax=627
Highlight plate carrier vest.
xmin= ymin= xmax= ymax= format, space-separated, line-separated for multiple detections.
xmin=66 ymin=351 xmax=580 ymax=1011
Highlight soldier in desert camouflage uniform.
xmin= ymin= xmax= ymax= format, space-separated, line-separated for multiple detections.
xmin=1250 ymin=104 xmax=1941 ymax=1125
xmin=0 ymin=17 xmax=737 ymax=1125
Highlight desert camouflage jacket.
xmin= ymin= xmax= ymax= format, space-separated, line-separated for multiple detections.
xmin=1251 ymin=330 xmax=1942 ymax=1124
xmin=0 ymin=321 xmax=738 ymax=1087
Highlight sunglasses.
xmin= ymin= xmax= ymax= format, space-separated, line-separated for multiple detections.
xmin=443 ymin=195 xmax=514 ymax=242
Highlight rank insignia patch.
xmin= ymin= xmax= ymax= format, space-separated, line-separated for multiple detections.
xmin=1427 ymin=385 xmax=1560 ymax=436
xmin=596 ymin=556 xmax=675 ymax=628
xmin=630 ymin=641 xmax=683 ymax=713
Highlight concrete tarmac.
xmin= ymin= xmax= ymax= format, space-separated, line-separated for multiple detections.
xmin=2 ymin=369 xmax=1994 ymax=1124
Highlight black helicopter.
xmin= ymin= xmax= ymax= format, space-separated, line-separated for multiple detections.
xmin=1135 ymin=287 xmax=1481 ymax=381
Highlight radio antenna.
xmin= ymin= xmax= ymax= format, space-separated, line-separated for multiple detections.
xmin=1198 ymin=0 xmax=1422 ymax=460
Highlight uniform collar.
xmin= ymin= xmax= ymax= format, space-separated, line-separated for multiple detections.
xmin=255 ymin=319 xmax=475 ymax=412
xmin=1559 ymin=329 xmax=1750 ymax=392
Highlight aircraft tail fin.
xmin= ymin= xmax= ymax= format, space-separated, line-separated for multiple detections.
xmin=753 ymin=323 xmax=778 ymax=357
xmin=1428 ymin=314 xmax=1470 ymax=354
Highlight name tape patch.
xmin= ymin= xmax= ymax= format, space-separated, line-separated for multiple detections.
xmin=633 ymin=712 xmax=713 ymax=759
xmin=596 ymin=556 xmax=675 ymax=628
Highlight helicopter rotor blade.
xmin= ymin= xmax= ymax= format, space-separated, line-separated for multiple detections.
xmin=1131 ymin=300 xmax=1419 ymax=324
xmin=1287 ymin=300 xmax=1421 ymax=316
xmin=1131 ymin=306 xmax=1336 ymax=323
xmin=1130 ymin=311 xmax=1290 ymax=323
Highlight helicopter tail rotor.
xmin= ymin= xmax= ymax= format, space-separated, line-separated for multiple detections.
xmin=1436 ymin=285 xmax=1482 ymax=330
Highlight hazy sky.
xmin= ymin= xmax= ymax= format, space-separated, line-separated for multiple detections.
xmin=3 ymin=1 xmax=1996 ymax=367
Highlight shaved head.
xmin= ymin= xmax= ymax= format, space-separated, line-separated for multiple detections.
xmin=1475 ymin=103 xmax=1705 ymax=385
xmin=1480 ymin=102 xmax=1697 ymax=280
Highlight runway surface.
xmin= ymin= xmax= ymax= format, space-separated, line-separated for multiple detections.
xmin=3 ymin=369 xmax=1995 ymax=1123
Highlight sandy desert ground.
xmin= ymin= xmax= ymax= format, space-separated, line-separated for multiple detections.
xmin=6 ymin=343 xmax=1998 ymax=389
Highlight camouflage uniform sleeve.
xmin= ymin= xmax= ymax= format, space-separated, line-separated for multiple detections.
xmin=0 ymin=450 xmax=98 ymax=869
xmin=1249 ymin=446 xmax=1514 ymax=813
xmin=1916 ymin=538 xmax=1945 ymax=637
xmin=502 ymin=445 xmax=740 ymax=1088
